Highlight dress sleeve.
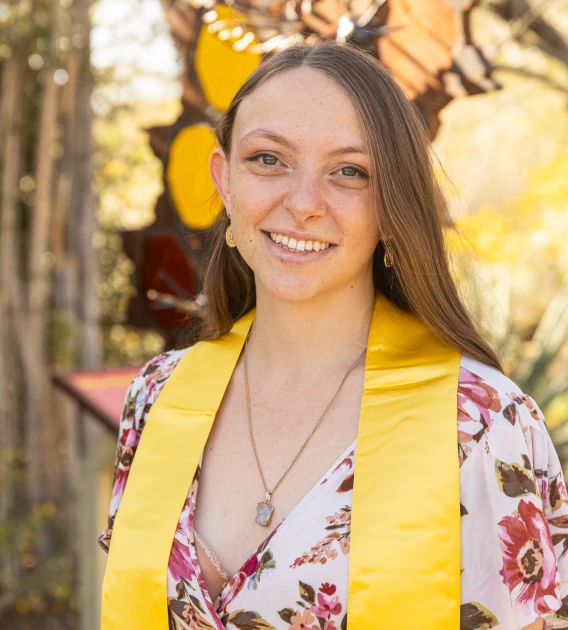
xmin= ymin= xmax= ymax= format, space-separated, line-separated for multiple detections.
xmin=97 ymin=362 xmax=154 ymax=554
xmin=483 ymin=391 xmax=568 ymax=629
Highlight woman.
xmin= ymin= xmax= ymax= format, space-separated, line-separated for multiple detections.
xmin=99 ymin=42 xmax=568 ymax=630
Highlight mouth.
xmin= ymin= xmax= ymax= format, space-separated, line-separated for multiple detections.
xmin=264 ymin=231 xmax=336 ymax=253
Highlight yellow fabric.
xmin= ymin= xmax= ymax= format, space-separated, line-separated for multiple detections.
xmin=101 ymin=293 xmax=461 ymax=629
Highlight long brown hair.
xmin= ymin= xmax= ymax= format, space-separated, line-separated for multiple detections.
xmin=201 ymin=41 xmax=503 ymax=372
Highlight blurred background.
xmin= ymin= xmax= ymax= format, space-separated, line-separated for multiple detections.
xmin=1 ymin=0 xmax=568 ymax=627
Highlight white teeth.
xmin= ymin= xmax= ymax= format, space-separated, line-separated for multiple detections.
xmin=268 ymin=232 xmax=331 ymax=252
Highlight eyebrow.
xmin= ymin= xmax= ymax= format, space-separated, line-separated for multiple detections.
xmin=240 ymin=128 xmax=368 ymax=157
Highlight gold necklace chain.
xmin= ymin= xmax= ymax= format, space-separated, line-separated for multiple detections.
xmin=244 ymin=331 xmax=366 ymax=526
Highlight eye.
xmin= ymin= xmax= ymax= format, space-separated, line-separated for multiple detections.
xmin=249 ymin=153 xmax=280 ymax=166
xmin=339 ymin=165 xmax=368 ymax=179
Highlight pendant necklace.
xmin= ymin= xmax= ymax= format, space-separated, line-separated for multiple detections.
xmin=244 ymin=331 xmax=366 ymax=527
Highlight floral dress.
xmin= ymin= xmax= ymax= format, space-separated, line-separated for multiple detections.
xmin=99 ymin=350 xmax=568 ymax=630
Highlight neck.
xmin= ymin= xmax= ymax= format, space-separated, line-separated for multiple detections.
xmin=249 ymin=278 xmax=376 ymax=373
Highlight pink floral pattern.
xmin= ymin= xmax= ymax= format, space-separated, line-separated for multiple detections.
xmin=498 ymin=499 xmax=559 ymax=615
xmin=278 ymin=581 xmax=345 ymax=630
xmin=290 ymin=506 xmax=351 ymax=568
xmin=100 ymin=351 xmax=568 ymax=629
xmin=457 ymin=366 xmax=502 ymax=466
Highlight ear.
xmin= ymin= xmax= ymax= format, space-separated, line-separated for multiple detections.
xmin=209 ymin=147 xmax=231 ymax=216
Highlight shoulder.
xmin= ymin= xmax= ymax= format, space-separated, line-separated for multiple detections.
xmin=458 ymin=358 xmax=568 ymax=626
xmin=459 ymin=354 xmax=523 ymax=400
xmin=119 ymin=346 xmax=192 ymax=453
xmin=457 ymin=355 xmax=544 ymax=467
xmin=137 ymin=346 xmax=191 ymax=388
xmin=125 ymin=347 xmax=191 ymax=421
xmin=116 ymin=347 xmax=191 ymax=445
xmin=98 ymin=346 xmax=192 ymax=552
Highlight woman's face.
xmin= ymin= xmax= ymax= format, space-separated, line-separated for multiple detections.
xmin=210 ymin=66 xmax=380 ymax=304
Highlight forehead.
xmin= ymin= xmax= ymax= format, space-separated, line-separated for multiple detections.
xmin=233 ymin=66 xmax=366 ymax=150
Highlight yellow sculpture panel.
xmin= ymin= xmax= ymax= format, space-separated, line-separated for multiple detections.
xmin=195 ymin=5 xmax=261 ymax=112
xmin=166 ymin=124 xmax=218 ymax=230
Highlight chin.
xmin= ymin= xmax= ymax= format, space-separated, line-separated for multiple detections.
xmin=257 ymin=274 xmax=327 ymax=304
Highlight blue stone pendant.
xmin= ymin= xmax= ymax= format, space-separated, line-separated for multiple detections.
xmin=255 ymin=494 xmax=274 ymax=527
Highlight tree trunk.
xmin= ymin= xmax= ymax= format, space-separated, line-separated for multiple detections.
xmin=74 ymin=0 xmax=100 ymax=371
xmin=25 ymin=3 xmax=61 ymax=503
xmin=0 ymin=42 xmax=27 ymax=598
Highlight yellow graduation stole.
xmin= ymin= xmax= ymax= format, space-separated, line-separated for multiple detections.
xmin=102 ymin=293 xmax=461 ymax=629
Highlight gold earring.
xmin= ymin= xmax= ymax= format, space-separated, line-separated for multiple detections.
xmin=225 ymin=224 xmax=237 ymax=248
xmin=384 ymin=239 xmax=394 ymax=269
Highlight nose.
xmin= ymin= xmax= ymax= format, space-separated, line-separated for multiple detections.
xmin=283 ymin=168 xmax=326 ymax=222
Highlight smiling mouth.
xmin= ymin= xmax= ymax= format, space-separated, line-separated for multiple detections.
xmin=266 ymin=231 xmax=334 ymax=253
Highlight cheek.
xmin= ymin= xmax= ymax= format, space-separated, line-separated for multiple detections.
xmin=231 ymin=176 xmax=279 ymax=226
xmin=349 ymin=231 xmax=380 ymax=270
xmin=229 ymin=181 xmax=273 ymax=260
xmin=336 ymin=200 xmax=380 ymax=258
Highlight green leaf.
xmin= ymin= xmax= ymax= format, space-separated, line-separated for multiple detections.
xmin=495 ymin=459 xmax=537 ymax=497
xmin=228 ymin=609 xmax=276 ymax=629
xmin=472 ymin=425 xmax=487 ymax=443
xmin=460 ymin=602 xmax=499 ymax=629
xmin=277 ymin=608 xmax=295 ymax=624
xmin=502 ymin=403 xmax=517 ymax=425
xmin=181 ymin=577 xmax=195 ymax=591
xmin=298 ymin=580 xmax=316 ymax=605
xmin=169 ymin=599 xmax=215 ymax=628
xmin=260 ymin=550 xmax=273 ymax=565
xmin=550 ymin=476 xmax=563 ymax=511
xmin=552 ymin=533 xmax=568 ymax=545
xmin=552 ymin=534 xmax=568 ymax=559
xmin=337 ymin=474 xmax=354 ymax=493
xmin=548 ymin=514 xmax=568 ymax=528
xmin=188 ymin=594 xmax=206 ymax=614
xmin=553 ymin=593 xmax=568 ymax=621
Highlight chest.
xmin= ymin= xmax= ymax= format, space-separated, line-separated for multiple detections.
xmin=192 ymin=363 xmax=364 ymax=580
xmin=169 ymin=434 xmax=357 ymax=630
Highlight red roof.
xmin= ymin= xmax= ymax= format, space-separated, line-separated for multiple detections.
xmin=53 ymin=367 xmax=141 ymax=431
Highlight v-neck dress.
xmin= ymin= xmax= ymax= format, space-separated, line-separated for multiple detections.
xmin=99 ymin=349 xmax=568 ymax=630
